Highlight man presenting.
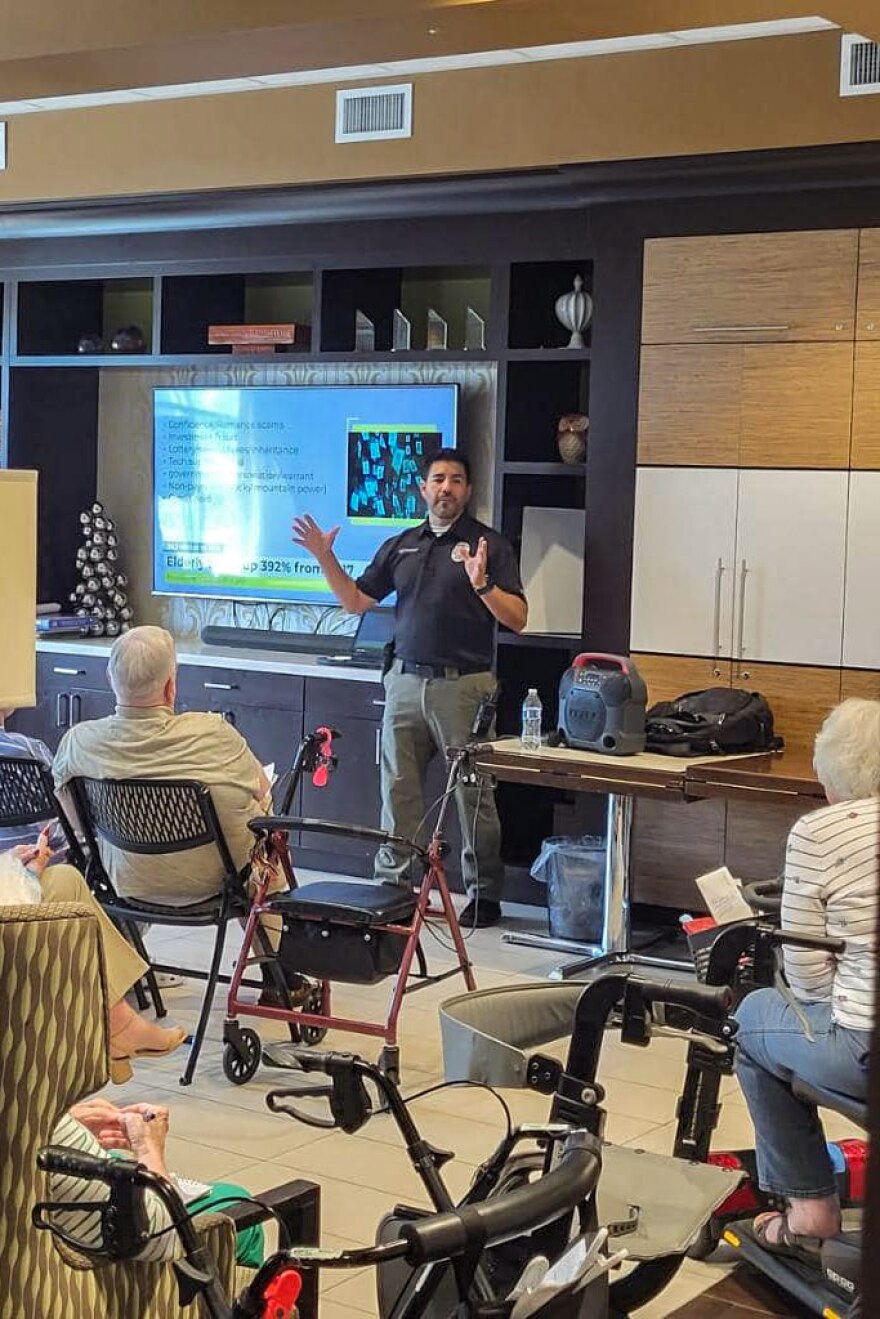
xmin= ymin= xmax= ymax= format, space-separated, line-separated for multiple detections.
xmin=293 ymin=449 xmax=527 ymax=928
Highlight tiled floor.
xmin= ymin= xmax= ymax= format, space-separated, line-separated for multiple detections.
xmin=97 ymin=882 xmax=861 ymax=1317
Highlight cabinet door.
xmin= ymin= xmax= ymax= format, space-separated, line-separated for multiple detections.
xmin=735 ymin=471 xmax=848 ymax=667
xmin=630 ymin=467 xmax=738 ymax=657
xmin=852 ymin=343 xmax=880 ymax=469
xmin=856 ymin=228 xmax=880 ymax=340
xmin=727 ymin=662 xmax=841 ymax=751
xmin=642 ymin=230 xmax=858 ymax=344
xmin=220 ymin=705 xmax=304 ymax=789
xmin=637 ymin=343 xmax=854 ymax=469
xmin=299 ymin=712 xmax=382 ymax=860
xmin=738 ymin=343 xmax=854 ymax=468
xmin=637 ymin=345 xmax=741 ymax=466
xmin=69 ymin=687 xmax=116 ymax=726
xmin=630 ymin=653 xmax=733 ymax=703
xmin=843 ymin=472 xmax=880 ymax=669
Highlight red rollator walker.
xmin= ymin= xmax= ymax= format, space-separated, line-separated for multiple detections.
xmin=222 ymin=726 xmax=478 ymax=1085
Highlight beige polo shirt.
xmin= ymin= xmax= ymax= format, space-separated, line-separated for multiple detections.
xmin=53 ymin=705 xmax=269 ymax=905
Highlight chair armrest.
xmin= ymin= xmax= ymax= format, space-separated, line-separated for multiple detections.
xmin=224 ymin=1178 xmax=321 ymax=1319
xmin=223 ymin=1177 xmax=319 ymax=1237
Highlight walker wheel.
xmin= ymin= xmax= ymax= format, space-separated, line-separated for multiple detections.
xmin=222 ymin=1027 xmax=262 ymax=1085
xmin=299 ymin=987 xmax=328 ymax=1046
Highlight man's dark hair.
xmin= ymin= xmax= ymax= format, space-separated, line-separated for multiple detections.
xmin=421 ymin=448 xmax=471 ymax=482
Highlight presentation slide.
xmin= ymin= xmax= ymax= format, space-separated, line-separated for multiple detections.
xmin=153 ymin=384 xmax=458 ymax=604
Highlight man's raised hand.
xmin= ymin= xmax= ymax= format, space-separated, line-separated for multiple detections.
xmin=461 ymin=536 xmax=489 ymax=589
xmin=292 ymin=514 xmax=341 ymax=561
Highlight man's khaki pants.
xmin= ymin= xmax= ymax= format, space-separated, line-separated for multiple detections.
xmin=375 ymin=663 xmax=504 ymax=902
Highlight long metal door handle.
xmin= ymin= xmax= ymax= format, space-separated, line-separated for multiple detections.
xmin=71 ymin=694 xmax=82 ymax=725
xmin=712 ymin=558 xmax=724 ymax=659
xmin=736 ymin=560 xmax=749 ymax=665
xmin=371 ymin=699 xmax=386 ymax=707
xmin=694 ymin=324 xmax=790 ymax=333
xmin=55 ymin=693 xmax=70 ymax=728
xmin=374 ymin=728 xmax=382 ymax=766
xmin=52 ymin=666 xmax=85 ymax=677
xmin=203 ymin=681 xmax=238 ymax=691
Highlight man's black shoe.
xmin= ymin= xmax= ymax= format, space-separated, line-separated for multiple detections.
xmin=459 ymin=898 xmax=502 ymax=929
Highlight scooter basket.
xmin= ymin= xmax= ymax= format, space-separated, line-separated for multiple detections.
xmin=272 ymin=880 xmax=416 ymax=986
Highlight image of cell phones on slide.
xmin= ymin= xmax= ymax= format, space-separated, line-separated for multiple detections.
xmin=347 ymin=425 xmax=442 ymax=523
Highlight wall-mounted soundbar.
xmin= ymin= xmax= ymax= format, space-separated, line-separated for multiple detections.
xmin=200 ymin=626 xmax=353 ymax=656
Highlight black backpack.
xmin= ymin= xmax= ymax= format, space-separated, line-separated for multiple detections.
xmin=645 ymin=687 xmax=783 ymax=757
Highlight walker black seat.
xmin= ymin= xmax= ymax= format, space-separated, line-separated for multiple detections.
xmin=791 ymin=1078 xmax=867 ymax=1129
xmin=271 ymin=881 xmax=416 ymax=926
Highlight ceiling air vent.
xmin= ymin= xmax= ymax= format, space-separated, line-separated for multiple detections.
xmin=840 ymin=33 xmax=880 ymax=96
xmin=335 ymin=84 xmax=413 ymax=142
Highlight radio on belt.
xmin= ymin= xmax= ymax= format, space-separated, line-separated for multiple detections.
xmin=556 ymin=652 xmax=647 ymax=755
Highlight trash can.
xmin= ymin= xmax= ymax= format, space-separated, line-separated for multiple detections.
xmin=530 ymin=835 xmax=605 ymax=944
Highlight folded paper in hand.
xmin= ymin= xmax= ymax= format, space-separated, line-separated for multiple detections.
xmin=695 ymin=866 xmax=754 ymax=925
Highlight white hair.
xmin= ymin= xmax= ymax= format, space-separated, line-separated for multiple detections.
xmin=107 ymin=626 xmax=176 ymax=704
xmin=813 ymin=698 xmax=880 ymax=803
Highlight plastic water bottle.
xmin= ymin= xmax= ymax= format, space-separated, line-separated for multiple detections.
xmin=521 ymin=688 xmax=543 ymax=752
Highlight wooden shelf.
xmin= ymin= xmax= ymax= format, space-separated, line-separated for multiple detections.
xmin=505 ymin=347 xmax=591 ymax=361
xmin=502 ymin=461 xmax=585 ymax=476
xmin=10 ymin=349 xmax=495 ymax=369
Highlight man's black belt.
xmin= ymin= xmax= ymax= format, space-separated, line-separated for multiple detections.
xmin=398 ymin=660 xmax=488 ymax=679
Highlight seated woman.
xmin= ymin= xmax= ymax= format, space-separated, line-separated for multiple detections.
xmin=2 ymin=832 xmax=186 ymax=1080
xmin=734 ymin=697 xmax=880 ymax=1256
xmin=50 ymin=1098 xmax=263 ymax=1267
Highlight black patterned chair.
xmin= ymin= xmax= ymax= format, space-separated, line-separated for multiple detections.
xmin=67 ymin=776 xmax=274 ymax=1086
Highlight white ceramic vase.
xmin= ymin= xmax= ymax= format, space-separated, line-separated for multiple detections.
xmin=554 ymin=275 xmax=593 ymax=349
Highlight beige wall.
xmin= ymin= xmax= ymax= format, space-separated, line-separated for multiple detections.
xmin=1 ymin=32 xmax=880 ymax=206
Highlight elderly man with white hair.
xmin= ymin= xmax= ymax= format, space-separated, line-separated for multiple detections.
xmin=733 ymin=697 xmax=880 ymax=1260
xmin=55 ymin=625 xmax=278 ymax=907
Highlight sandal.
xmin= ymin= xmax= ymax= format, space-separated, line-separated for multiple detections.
xmin=752 ymin=1211 xmax=824 ymax=1263
xmin=110 ymin=1025 xmax=189 ymax=1083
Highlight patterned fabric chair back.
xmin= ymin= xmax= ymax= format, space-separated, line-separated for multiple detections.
xmin=0 ymin=902 xmax=236 ymax=1318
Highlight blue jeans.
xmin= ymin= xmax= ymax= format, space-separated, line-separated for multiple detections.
xmin=734 ymin=988 xmax=870 ymax=1200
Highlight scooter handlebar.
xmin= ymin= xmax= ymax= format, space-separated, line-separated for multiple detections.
xmin=399 ymin=1136 xmax=599 ymax=1264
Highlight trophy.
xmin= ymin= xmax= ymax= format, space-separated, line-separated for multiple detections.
xmin=391 ymin=309 xmax=412 ymax=351
xmin=426 ymin=308 xmax=448 ymax=351
xmin=355 ymin=310 xmax=376 ymax=352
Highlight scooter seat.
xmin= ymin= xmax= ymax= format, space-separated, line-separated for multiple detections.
xmin=270 ymin=881 xmax=416 ymax=927
xmin=791 ymin=1078 xmax=867 ymax=1130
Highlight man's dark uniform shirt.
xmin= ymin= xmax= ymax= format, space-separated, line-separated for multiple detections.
xmin=356 ymin=512 xmax=525 ymax=671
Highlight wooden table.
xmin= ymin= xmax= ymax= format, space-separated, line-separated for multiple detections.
xmin=475 ymin=739 xmax=822 ymax=979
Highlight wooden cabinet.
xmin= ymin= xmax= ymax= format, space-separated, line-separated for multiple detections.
xmin=631 ymin=467 xmax=738 ymax=658
xmin=630 ymin=653 xmax=732 ymax=704
xmin=642 ymin=230 xmax=859 ymax=345
xmin=852 ymin=343 xmax=880 ymax=468
xmin=637 ymin=345 xmax=741 ymax=465
xmin=843 ymin=471 xmax=880 ymax=669
xmin=638 ymin=343 xmax=854 ymax=467
xmin=631 ymin=651 xmax=838 ymax=749
xmin=735 ymin=470 xmax=848 ymax=668
xmin=841 ymin=668 xmax=880 ymax=700
xmin=728 ymin=662 xmax=840 ymax=749
xmin=856 ymin=228 xmax=880 ymax=340
xmin=631 ymin=468 xmax=848 ymax=666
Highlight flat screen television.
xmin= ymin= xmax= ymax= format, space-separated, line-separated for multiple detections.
xmin=152 ymin=383 xmax=458 ymax=606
